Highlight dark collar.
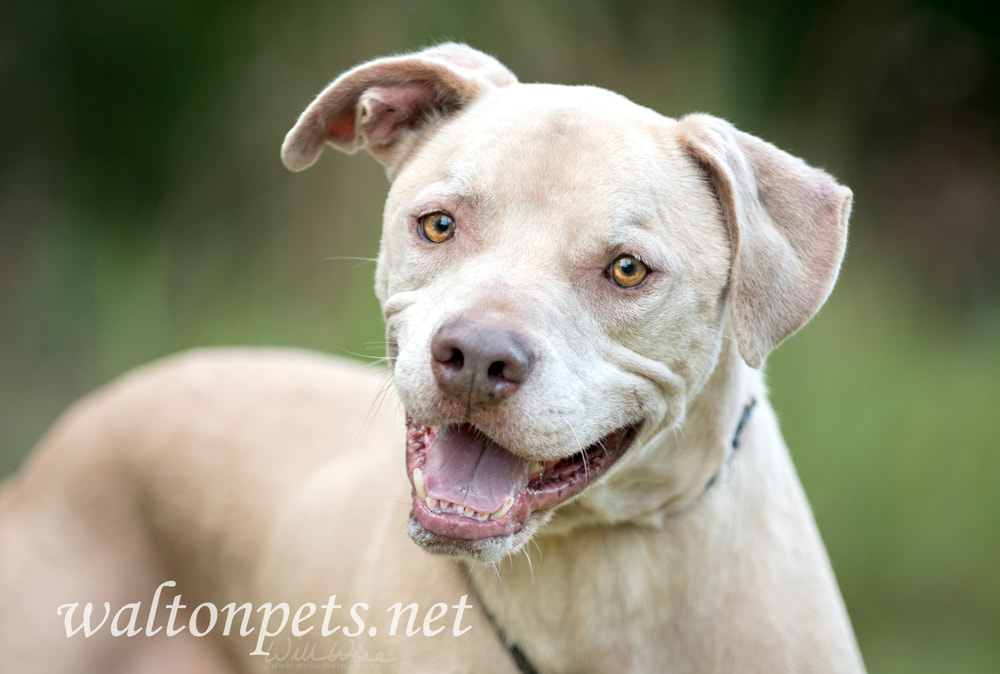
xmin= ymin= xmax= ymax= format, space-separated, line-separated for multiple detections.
xmin=465 ymin=573 xmax=539 ymax=674
xmin=468 ymin=397 xmax=757 ymax=674
xmin=702 ymin=397 xmax=757 ymax=493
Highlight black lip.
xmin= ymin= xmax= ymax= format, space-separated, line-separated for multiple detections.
xmin=525 ymin=423 xmax=640 ymax=495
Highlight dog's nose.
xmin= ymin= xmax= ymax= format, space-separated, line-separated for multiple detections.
xmin=431 ymin=320 xmax=534 ymax=406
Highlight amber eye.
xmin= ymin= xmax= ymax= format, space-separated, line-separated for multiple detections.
xmin=419 ymin=212 xmax=456 ymax=243
xmin=609 ymin=254 xmax=648 ymax=288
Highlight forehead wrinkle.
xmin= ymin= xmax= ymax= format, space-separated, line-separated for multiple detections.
xmin=408 ymin=165 xmax=496 ymax=223
xmin=606 ymin=215 xmax=648 ymax=249
xmin=444 ymin=161 xmax=502 ymax=215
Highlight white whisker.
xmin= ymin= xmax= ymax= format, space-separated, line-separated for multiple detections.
xmin=322 ymin=255 xmax=379 ymax=266
xmin=522 ymin=546 xmax=535 ymax=582
xmin=359 ymin=372 xmax=397 ymax=437
xmin=561 ymin=418 xmax=589 ymax=483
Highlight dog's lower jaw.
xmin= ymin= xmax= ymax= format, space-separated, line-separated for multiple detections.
xmin=406 ymin=511 xmax=552 ymax=563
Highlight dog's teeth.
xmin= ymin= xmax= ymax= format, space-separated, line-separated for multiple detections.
xmin=490 ymin=496 xmax=515 ymax=520
xmin=412 ymin=468 xmax=427 ymax=500
xmin=530 ymin=461 xmax=542 ymax=476
xmin=412 ymin=473 xmax=503 ymax=520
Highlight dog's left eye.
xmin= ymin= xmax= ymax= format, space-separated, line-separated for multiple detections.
xmin=608 ymin=254 xmax=648 ymax=288
xmin=419 ymin=212 xmax=456 ymax=243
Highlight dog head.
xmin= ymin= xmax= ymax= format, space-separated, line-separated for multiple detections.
xmin=283 ymin=44 xmax=851 ymax=562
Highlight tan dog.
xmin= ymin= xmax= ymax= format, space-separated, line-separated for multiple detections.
xmin=0 ymin=44 xmax=865 ymax=673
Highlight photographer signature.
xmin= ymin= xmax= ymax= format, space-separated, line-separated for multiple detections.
xmin=262 ymin=637 xmax=397 ymax=665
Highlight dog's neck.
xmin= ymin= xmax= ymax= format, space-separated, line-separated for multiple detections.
xmin=464 ymin=339 xmax=789 ymax=671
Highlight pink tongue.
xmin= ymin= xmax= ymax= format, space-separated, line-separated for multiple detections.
xmin=423 ymin=425 xmax=530 ymax=513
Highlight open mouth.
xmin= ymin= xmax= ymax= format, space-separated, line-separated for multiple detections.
xmin=405 ymin=417 xmax=640 ymax=542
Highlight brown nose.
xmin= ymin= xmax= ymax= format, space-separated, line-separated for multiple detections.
xmin=431 ymin=320 xmax=534 ymax=406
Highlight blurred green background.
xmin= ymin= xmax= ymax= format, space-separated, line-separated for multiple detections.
xmin=1 ymin=0 xmax=998 ymax=670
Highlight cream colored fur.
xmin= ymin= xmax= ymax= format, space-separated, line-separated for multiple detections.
xmin=0 ymin=44 xmax=865 ymax=672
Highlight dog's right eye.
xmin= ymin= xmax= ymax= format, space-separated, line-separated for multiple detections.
xmin=419 ymin=213 xmax=456 ymax=243
xmin=608 ymin=254 xmax=649 ymax=288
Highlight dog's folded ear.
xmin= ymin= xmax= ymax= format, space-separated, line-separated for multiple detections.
xmin=677 ymin=114 xmax=852 ymax=368
xmin=281 ymin=43 xmax=516 ymax=176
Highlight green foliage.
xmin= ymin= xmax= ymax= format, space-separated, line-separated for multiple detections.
xmin=769 ymin=250 xmax=1000 ymax=672
xmin=1 ymin=1 xmax=998 ymax=669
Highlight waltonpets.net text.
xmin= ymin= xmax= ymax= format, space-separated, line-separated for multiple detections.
xmin=56 ymin=580 xmax=474 ymax=655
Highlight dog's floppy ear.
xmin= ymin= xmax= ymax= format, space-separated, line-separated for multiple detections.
xmin=677 ymin=114 xmax=852 ymax=368
xmin=281 ymin=43 xmax=516 ymax=176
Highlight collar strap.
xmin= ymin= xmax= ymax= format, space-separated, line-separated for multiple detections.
xmin=466 ymin=571 xmax=539 ymax=674
xmin=731 ymin=397 xmax=757 ymax=451
xmin=702 ymin=397 xmax=757 ymax=493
